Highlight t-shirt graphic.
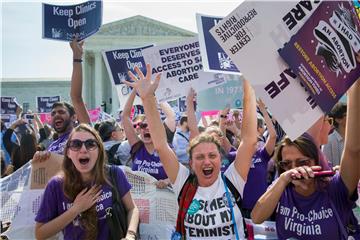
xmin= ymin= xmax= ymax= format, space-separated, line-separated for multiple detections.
xmin=35 ymin=168 xmax=131 ymax=240
xmin=47 ymin=132 xmax=70 ymax=154
xmin=132 ymin=144 xmax=167 ymax=180
xmin=173 ymin=163 xmax=246 ymax=239
xmin=276 ymin=174 xmax=359 ymax=239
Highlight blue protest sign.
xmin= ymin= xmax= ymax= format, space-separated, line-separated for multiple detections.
xmin=1 ymin=97 xmax=19 ymax=114
xmin=42 ymin=0 xmax=102 ymax=41
xmin=196 ymin=13 xmax=240 ymax=75
xmin=37 ymin=96 xmax=61 ymax=113
xmin=102 ymin=45 xmax=153 ymax=85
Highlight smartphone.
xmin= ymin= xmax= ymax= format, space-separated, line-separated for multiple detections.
xmin=25 ymin=114 xmax=34 ymax=120
xmin=313 ymin=170 xmax=335 ymax=178
xmin=291 ymin=170 xmax=335 ymax=179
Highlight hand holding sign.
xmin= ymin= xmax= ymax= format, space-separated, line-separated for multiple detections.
xmin=125 ymin=64 xmax=161 ymax=100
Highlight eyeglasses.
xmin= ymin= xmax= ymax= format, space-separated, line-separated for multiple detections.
xmin=324 ymin=117 xmax=334 ymax=126
xmin=278 ymin=158 xmax=312 ymax=170
xmin=133 ymin=122 xmax=148 ymax=129
xmin=68 ymin=139 xmax=99 ymax=151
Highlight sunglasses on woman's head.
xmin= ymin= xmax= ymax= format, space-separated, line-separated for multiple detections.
xmin=278 ymin=158 xmax=312 ymax=170
xmin=133 ymin=122 xmax=148 ymax=129
xmin=68 ymin=139 xmax=99 ymax=151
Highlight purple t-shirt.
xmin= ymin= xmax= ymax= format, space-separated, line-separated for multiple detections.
xmin=243 ymin=146 xmax=271 ymax=210
xmin=221 ymin=146 xmax=237 ymax=172
xmin=132 ymin=143 xmax=167 ymax=180
xmin=47 ymin=132 xmax=70 ymax=154
xmin=35 ymin=167 xmax=131 ymax=240
xmin=276 ymin=174 xmax=359 ymax=240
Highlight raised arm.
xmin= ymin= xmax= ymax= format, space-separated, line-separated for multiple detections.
xmin=70 ymin=39 xmax=90 ymax=124
xmin=257 ymin=98 xmax=277 ymax=155
xmin=121 ymin=90 xmax=141 ymax=147
xmin=234 ymin=79 xmax=258 ymax=181
xmin=125 ymin=64 xmax=179 ymax=183
xmin=186 ymin=88 xmax=200 ymax=140
xmin=159 ymin=101 xmax=176 ymax=133
xmin=340 ymin=79 xmax=360 ymax=196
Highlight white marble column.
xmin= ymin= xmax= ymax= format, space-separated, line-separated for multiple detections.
xmin=83 ymin=52 xmax=89 ymax=106
xmin=111 ymin=85 xmax=119 ymax=115
xmin=94 ymin=52 xmax=103 ymax=108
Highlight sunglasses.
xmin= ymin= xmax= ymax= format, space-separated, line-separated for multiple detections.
xmin=68 ymin=139 xmax=99 ymax=151
xmin=278 ymin=158 xmax=312 ymax=170
xmin=133 ymin=122 xmax=148 ymax=129
xmin=324 ymin=117 xmax=334 ymax=126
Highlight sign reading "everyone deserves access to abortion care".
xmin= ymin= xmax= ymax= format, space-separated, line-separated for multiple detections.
xmin=141 ymin=37 xmax=226 ymax=102
xmin=42 ymin=0 xmax=102 ymax=41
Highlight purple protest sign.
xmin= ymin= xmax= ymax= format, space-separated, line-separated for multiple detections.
xmin=37 ymin=96 xmax=60 ymax=113
xmin=279 ymin=1 xmax=360 ymax=113
xmin=1 ymin=97 xmax=19 ymax=114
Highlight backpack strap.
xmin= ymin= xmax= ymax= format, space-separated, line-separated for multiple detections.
xmin=107 ymin=143 xmax=121 ymax=165
xmin=176 ymin=132 xmax=189 ymax=142
xmin=223 ymin=174 xmax=248 ymax=238
xmin=107 ymin=165 xmax=127 ymax=239
xmin=175 ymin=173 xmax=198 ymax=238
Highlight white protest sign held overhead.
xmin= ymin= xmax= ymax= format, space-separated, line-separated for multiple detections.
xmin=209 ymin=1 xmax=324 ymax=140
xmin=141 ymin=37 xmax=226 ymax=102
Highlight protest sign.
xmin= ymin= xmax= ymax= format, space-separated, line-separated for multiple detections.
xmin=279 ymin=1 xmax=360 ymax=113
xmin=102 ymin=45 xmax=153 ymax=110
xmin=0 ymin=114 xmax=17 ymax=128
xmin=197 ymin=75 xmax=243 ymax=111
xmin=1 ymin=97 xmax=19 ymax=115
xmin=196 ymin=13 xmax=240 ymax=75
xmin=102 ymin=45 xmax=153 ymax=85
xmin=30 ymin=153 xmax=63 ymax=189
xmin=42 ymin=0 xmax=102 ymax=41
xmin=36 ymin=96 xmax=60 ymax=113
xmin=142 ymin=37 xmax=226 ymax=102
xmin=209 ymin=1 xmax=325 ymax=140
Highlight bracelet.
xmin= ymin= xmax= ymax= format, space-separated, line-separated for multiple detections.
xmin=73 ymin=59 xmax=83 ymax=63
xmin=126 ymin=230 xmax=137 ymax=240
xmin=220 ymin=114 xmax=227 ymax=119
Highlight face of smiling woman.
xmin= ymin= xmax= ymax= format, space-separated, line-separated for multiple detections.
xmin=190 ymin=142 xmax=222 ymax=187
xmin=67 ymin=131 xmax=99 ymax=181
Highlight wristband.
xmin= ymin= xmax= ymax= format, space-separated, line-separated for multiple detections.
xmin=73 ymin=59 xmax=83 ymax=63
xmin=127 ymin=230 xmax=137 ymax=239
xmin=220 ymin=114 xmax=227 ymax=119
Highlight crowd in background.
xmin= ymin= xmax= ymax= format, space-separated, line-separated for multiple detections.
xmin=0 ymin=39 xmax=359 ymax=240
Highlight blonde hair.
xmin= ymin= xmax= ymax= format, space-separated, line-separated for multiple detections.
xmin=188 ymin=133 xmax=222 ymax=160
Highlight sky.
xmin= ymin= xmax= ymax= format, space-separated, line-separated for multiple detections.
xmin=1 ymin=0 xmax=242 ymax=79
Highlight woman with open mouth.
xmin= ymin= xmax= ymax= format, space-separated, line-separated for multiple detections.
xmin=121 ymin=88 xmax=171 ymax=189
xmin=124 ymin=64 xmax=258 ymax=239
xmin=34 ymin=124 xmax=139 ymax=240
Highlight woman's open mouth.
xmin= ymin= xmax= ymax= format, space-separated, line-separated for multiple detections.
xmin=79 ymin=158 xmax=90 ymax=165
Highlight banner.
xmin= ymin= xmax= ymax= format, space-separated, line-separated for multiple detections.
xmin=279 ymin=1 xmax=360 ymax=113
xmin=197 ymin=75 xmax=243 ymax=111
xmin=142 ymin=37 xmax=226 ymax=102
xmin=209 ymin=1 xmax=324 ymax=140
xmin=1 ymin=97 xmax=19 ymax=115
xmin=1 ymin=162 xmax=287 ymax=240
xmin=38 ymin=107 xmax=103 ymax=124
xmin=37 ymin=96 xmax=60 ymax=113
xmin=42 ymin=0 xmax=102 ymax=41
xmin=196 ymin=13 xmax=240 ymax=75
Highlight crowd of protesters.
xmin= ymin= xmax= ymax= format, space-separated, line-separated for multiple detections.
xmin=0 ymin=38 xmax=359 ymax=240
